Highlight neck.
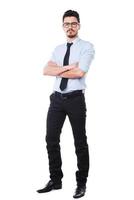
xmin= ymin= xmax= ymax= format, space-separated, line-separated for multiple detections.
xmin=67 ymin=35 xmax=78 ymax=43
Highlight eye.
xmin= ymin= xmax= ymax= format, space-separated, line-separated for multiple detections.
xmin=72 ymin=22 xmax=78 ymax=26
xmin=63 ymin=23 xmax=70 ymax=27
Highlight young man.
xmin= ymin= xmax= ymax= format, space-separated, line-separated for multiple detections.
xmin=37 ymin=10 xmax=95 ymax=198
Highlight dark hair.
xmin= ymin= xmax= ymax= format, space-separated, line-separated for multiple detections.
xmin=63 ymin=10 xmax=80 ymax=23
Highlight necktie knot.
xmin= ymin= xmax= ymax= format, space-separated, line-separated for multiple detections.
xmin=67 ymin=42 xmax=73 ymax=48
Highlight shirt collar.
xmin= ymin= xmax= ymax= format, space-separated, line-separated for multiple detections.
xmin=66 ymin=37 xmax=80 ymax=45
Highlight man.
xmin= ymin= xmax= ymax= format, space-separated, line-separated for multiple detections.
xmin=37 ymin=10 xmax=95 ymax=198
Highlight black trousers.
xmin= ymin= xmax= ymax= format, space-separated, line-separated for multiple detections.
xmin=45 ymin=91 xmax=89 ymax=186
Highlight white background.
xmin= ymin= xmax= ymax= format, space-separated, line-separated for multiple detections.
xmin=0 ymin=0 xmax=134 ymax=199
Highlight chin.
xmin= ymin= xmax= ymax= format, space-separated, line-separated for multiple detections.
xmin=68 ymin=34 xmax=77 ymax=38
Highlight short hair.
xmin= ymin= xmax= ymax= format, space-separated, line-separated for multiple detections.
xmin=63 ymin=10 xmax=80 ymax=23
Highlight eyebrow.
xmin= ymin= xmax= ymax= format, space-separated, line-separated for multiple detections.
xmin=63 ymin=22 xmax=78 ymax=23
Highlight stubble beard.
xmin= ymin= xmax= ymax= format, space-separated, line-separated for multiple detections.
xmin=67 ymin=31 xmax=77 ymax=38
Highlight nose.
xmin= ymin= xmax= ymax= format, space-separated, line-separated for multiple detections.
xmin=66 ymin=24 xmax=72 ymax=28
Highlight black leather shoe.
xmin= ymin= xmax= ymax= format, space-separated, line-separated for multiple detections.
xmin=73 ymin=186 xmax=86 ymax=198
xmin=37 ymin=180 xmax=62 ymax=193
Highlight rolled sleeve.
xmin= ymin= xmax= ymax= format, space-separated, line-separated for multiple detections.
xmin=79 ymin=43 xmax=95 ymax=73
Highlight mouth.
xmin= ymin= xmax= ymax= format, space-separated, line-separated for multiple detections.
xmin=67 ymin=29 xmax=74 ymax=32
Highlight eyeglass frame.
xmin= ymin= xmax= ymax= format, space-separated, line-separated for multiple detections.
xmin=63 ymin=22 xmax=80 ymax=28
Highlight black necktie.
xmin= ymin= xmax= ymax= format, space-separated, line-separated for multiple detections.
xmin=60 ymin=42 xmax=73 ymax=91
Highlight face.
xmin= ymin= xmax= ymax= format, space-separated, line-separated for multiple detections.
xmin=63 ymin=16 xmax=80 ymax=39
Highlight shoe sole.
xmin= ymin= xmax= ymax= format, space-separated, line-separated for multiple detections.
xmin=37 ymin=186 xmax=62 ymax=193
xmin=73 ymin=193 xmax=85 ymax=198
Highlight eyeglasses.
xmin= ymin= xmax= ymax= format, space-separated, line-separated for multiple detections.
xmin=63 ymin=22 xmax=79 ymax=28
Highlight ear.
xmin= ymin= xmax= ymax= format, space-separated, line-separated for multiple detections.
xmin=78 ymin=23 xmax=81 ymax=30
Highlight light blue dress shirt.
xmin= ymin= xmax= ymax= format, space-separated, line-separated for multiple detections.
xmin=50 ymin=37 xmax=95 ymax=93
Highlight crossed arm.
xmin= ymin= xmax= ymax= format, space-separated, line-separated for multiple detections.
xmin=43 ymin=61 xmax=86 ymax=78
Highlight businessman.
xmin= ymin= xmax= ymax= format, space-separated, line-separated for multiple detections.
xmin=37 ymin=10 xmax=95 ymax=198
